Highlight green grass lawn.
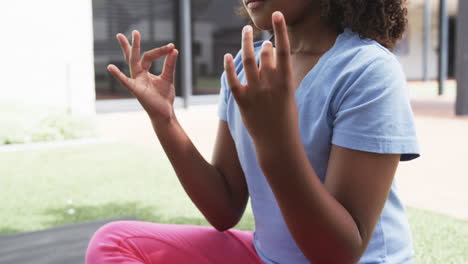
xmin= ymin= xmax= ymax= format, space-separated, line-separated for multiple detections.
xmin=1 ymin=142 xmax=466 ymax=263
xmin=0 ymin=102 xmax=96 ymax=145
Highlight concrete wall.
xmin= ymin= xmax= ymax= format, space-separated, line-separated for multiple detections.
xmin=0 ymin=0 xmax=95 ymax=114
xmin=455 ymin=0 xmax=468 ymax=115
xmin=396 ymin=0 xmax=458 ymax=80
xmin=396 ymin=3 xmax=439 ymax=80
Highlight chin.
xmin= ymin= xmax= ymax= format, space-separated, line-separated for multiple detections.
xmin=249 ymin=12 xmax=274 ymax=31
xmin=252 ymin=19 xmax=273 ymax=31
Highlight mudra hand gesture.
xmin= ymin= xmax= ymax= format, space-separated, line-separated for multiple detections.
xmin=224 ymin=11 xmax=298 ymax=147
xmin=107 ymin=31 xmax=179 ymax=122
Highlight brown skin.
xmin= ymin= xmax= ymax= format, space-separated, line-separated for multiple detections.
xmin=108 ymin=32 xmax=249 ymax=231
xmin=224 ymin=2 xmax=401 ymax=262
xmin=108 ymin=2 xmax=401 ymax=262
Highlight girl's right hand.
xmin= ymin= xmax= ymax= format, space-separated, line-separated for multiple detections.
xmin=107 ymin=30 xmax=179 ymax=122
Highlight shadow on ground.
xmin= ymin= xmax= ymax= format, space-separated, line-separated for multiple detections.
xmin=1 ymin=201 xmax=255 ymax=237
xmin=0 ymin=201 xmax=210 ymax=236
xmin=0 ymin=227 xmax=22 ymax=235
xmin=40 ymin=201 xmax=255 ymax=232
xmin=41 ymin=201 xmax=213 ymax=231
xmin=0 ymin=201 xmax=230 ymax=264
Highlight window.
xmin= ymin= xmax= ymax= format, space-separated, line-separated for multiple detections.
xmin=93 ymin=0 xmax=176 ymax=99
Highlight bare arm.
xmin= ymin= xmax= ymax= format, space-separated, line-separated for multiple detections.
xmin=107 ymin=30 xmax=248 ymax=231
xmin=224 ymin=12 xmax=400 ymax=263
xmin=152 ymin=118 xmax=248 ymax=231
xmin=256 ymin=140 xmax=399 ymax=263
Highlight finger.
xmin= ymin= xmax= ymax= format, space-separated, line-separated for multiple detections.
xmin=129 ymin=30 xmax=142 ymax=75
xmin=259 ymin=41 xmax=274 ymax=73
xmin=141 ymin=43 xmax=175 ymax=71
xmin=161 ymin=49 xmax=179 ymax=83
xmin=272 ymin=12 xmax=292 ymax=74
xmin=116 ymin=33 xmax=131 ymax=64
xmin=241 ymin=25 xmax=259 ymax=88
xmin=273 ymin=47 xmax=277 ymax=65
xmin=107 ymin=64 xmax=134 ymax=92
xmin=224 ymin=53 xmax=244 ymax=99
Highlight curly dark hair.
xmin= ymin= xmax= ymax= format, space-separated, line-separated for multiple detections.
xmin=236 ymin=0 xmax=407 ymax=50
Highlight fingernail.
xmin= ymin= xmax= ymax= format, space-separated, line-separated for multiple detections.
xmin=273 ymin=11 xmax=282 ymax=22
xmin=167 ymin=43 xmax=174 ymax=48
xmin=243 ymin=25 xmax=252 ymax=33
xmin=224 ymin=54 xmax=231 ymax=67
xmin=262 ymin=41 xmax=271 ymax=48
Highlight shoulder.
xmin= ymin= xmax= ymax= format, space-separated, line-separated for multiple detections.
xmin=326 ymin=30 xmax=411 ymax=115
xmin=331 ymin=29 xmax=405 ymax=85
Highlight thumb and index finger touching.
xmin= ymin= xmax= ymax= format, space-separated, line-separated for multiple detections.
xmin=108 ymin=12 xmax=290 ymax=94
xmin=107 ymin=30 xmax=179 ymax=90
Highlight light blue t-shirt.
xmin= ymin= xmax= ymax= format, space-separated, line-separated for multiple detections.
xmin=217 ymin=29 xmax=419 ymax=264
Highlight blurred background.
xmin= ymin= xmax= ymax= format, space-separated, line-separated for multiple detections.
xmin=0 ymin=0 xmax=467 ymax=263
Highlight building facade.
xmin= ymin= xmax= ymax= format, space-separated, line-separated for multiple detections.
xmin=0 ymin=0 xmax=95 ymax=114
xmin=93 ymin=0 xmax=460 ymax=100
xmin=92 ymin=0 xmax=248 ymax=99
xmin=0 ymin=0 xmax=460 ymax=114
xmin=397 ymin=0 xmax=458 ymax=80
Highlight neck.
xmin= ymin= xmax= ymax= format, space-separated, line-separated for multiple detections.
xmin=285 ymin=6 xmax=338 ymax=56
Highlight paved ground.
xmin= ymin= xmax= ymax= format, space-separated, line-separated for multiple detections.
xmin=0 ymin=218 xmax=136 ymax=264
xmin=96 ymin=86 xmax=468 ymax=221
xmin=397 ymin=97 xmax=468 ymax=220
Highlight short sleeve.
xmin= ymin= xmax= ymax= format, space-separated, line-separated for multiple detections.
xmin=331 ymin=55 xmax=420 ymax=161
xmin=217 ymin=71 xmax=229 ymax=121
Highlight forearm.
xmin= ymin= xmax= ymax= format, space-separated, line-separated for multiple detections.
xmin=107 ymin=29 xmax=241 ymax=228
xmin=151 ymin=115 xmax=243 ymax=230
xmin=255 ymin=135 xmax=365 ymax=263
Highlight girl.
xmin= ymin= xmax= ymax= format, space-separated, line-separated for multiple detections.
xmin=86 ymin=0 xmax=419 ymax=263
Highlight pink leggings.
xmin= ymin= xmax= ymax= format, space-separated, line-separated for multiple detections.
xmin=85 ymin=220 xmax=264 ymax=264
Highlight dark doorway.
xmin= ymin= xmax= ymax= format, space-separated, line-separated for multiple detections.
xmin=448 ymin=16 xmax=456 ymax=79
xmin=190 ymin=0 xmax=247 ymax=95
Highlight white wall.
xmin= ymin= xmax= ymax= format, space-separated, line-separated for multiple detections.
xmin=396 ymin=0 xmax=458 ymax=80
xmin=396 ymin=3 xmax=439 ymax=80
xmin=0 ymin=0 xmax=95 ymax=114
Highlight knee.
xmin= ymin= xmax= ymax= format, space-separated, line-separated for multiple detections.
xmin=89 ymin=220 xmax=133 ymax=243
xmin=85 ymin=221 xmax=135 ymax=264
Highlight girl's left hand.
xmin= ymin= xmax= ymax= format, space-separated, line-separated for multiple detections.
xmin=224 ymin=11 xmax=299 ymax=147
